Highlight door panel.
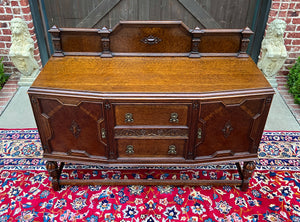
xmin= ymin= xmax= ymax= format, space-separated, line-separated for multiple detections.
xmin=37 ymin=97 xmax=107 ymax=158
xmin=195 ymin=98 xmax=266 ymax=158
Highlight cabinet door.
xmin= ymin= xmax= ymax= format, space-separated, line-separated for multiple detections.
xmin=195 ymin=97 xmax=271 ymax=159
xmin=31 ymin=96 xmax=108 ymax=159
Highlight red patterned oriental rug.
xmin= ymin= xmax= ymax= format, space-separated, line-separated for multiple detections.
xmin=0 ymin=129 xmax=300 ymax=222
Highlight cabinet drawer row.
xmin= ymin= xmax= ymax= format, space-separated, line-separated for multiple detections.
xmin=115 ymin=104 xmax=189 ymax=126
xmin=30 ymin=95 xmax=272 ymax=162
xmin=117 ymin=139 xmax=186 ymax=158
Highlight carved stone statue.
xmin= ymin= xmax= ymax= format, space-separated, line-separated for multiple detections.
xmin=9 ymin=18 xmax=39 ymax=86
xmin=257 ymin=19 xmax=287 ymax=87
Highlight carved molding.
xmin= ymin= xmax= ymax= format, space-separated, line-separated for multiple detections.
xmin=222 ymin=121 xmax=233 ymax=138
xmin=105 ymin=103 xmax=111 ymax=110
xmin=266 ymin=97 xmax=272 ymax=104
xmin=115 ymin=128 xmax=188 ymax=138
xmin=99 ymin=27 xmax=112 ymax=57
xmin=31 ymin=96 xmax=38 ymax=104
xmin=70 ymin=120 xmax=81 ymax=138
xmin=48 ymin=26 xmax=63 ymax=56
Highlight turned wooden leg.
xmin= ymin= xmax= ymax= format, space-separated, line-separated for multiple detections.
xmin=46 ymin=161 xmax=65 ymax=191
xmin=240 ymin=161 xmax=256 ymax=191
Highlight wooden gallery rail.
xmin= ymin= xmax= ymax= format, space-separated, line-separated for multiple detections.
xmin=28 ymin=21 xmax=274 ymax=191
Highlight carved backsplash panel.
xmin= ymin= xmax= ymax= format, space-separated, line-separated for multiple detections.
xmin=49 ymin=21 xmax=253 ymax=57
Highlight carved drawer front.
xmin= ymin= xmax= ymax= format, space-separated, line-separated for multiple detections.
xmin=114 ymin=104 xmax=189 ymax=126
xmin=117 ymin=139 xmax=185 ymax=158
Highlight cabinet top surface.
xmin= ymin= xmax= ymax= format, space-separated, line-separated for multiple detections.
xmin=31 ymin=56 xmax=271 ymax=94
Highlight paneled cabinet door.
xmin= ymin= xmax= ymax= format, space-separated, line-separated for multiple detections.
xmin=194 ymin=97 xmax=270 ymax=159
xmin=32 ymin=97 xmax=108 ymax=159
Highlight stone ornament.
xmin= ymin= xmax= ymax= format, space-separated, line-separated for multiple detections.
xmin=258 ymin=19 xmax=287 ymax=78
xmin=9 ymin=18 xmax=39 ymax=86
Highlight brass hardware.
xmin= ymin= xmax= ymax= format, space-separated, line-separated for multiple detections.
xmin=141 ymin=35 xmax=162 ymax=45
xmin=125 ymin=113 xmax=134 ymax=123
xmin=169 ymin=113 xmax=179 ymax=123
xmin=168 ymin=145 xmax=177 ymax=155
xmin=126 ymin=145 xmax=134 ymax=154
xmin=197 ymin=128 xmax=202 ymax=139
xmin=101 ymin=128 xmax=106 ymax=139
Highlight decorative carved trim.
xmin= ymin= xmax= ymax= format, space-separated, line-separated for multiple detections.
xmin=102 ymin=39 xmax=109 ymax=51
xmin=266 ymin=97 xmax=272 ymax=104
xmin=99 ymin=27 xmax=112 ymax=58
xmin=141 ymin=35 xmax=162 ymax=45
xmin=192 ymin=37 xmax=200 ymax=51
xmin=244 ymin=161 xmax=256 ymax=171
xmin=109 ymin=151 xmax=114 ymax=159
xmin=115 ymin=128 xmax=188 ymax=138
xmin=105 ymin=103 xmax=111 ymax=110
xmin=43 ymin=145 xmax=50 ymax=153
xmin=193 ymin=102 xmax=199 ymax=109
xmin=222 ymin=121 xmax=233 ymax=138
xmin=190 ymin=27 xmax=202 ymax=54
xmin=240 ymin=161 xmax=256 ymax=191
xmin=46 ymin=161 xmax=64 ymax=191
xmin=31 ymin=96 xmax=37 ymax=104
xmin=240 ymin=39 xmax=249 ymax=51
xmin=238 ymin=27 xmax=253 ymax=58
xmin=49 ymin=26 xmax=64 ymax=57
xmin=69 ymin=120 xmax=81 ymax=138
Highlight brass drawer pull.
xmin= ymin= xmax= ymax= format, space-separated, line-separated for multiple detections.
xmin=168 ymin=145 xmax=177 ymax=155
xmin=126 ymin=145 xmax=134 ymax=154
xmin=169 ymin=112 xmax=179 ymax=123
xmin=125 ymin=113 xmax=134 ymax=123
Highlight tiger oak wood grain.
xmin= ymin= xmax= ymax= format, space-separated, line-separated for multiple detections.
xmin=114 ymin=104 xmax=189 ymax=126
xmin=29 ymin=21 xmax=274 ymax=191
xmin=32 ymin=56 xmax=270 ymax=93
xmin=117 ymin=139 xmax=186 ymax=158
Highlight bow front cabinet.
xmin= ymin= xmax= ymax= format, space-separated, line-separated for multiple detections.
xmin=28 ymin=21 xmax=274 ymax=191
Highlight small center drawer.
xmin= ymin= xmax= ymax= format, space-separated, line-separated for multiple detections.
xmin=114 ymin=104 xmax=189 ymax=126
xmin=117 ymin=139 xmax=185 ymax=158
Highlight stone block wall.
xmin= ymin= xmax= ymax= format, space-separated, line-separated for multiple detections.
xmin=0 ymin=0 xmax=41 ymax=76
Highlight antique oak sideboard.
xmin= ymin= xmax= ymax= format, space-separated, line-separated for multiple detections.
xmin=28 ymin=21 xmax=274 ymax=191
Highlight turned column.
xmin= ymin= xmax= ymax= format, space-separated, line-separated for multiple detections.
xmin=46 ymin=161 xmax=64 ymax=191
xmin=241 ymin=161 xmax=256 ymax=191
